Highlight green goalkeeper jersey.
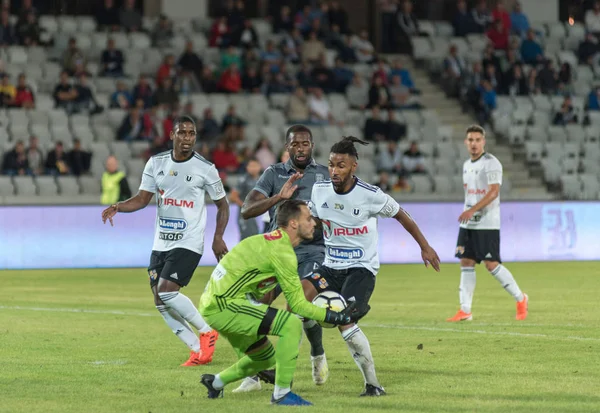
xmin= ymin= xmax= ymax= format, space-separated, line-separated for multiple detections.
xmin=199 ymin=229 xmax=327 ymax=322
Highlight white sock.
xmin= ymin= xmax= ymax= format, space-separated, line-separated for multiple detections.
xmin=490 ymin=264 xmax=524 ymax=302
xmin=213 ymin=374 xmax=224 ymax=389
xmin=341 ymin=325 xmax=381 ymax=388
xmin=158 ymin=291 xmax=213 ymax=333
xmin=273 ymin=385 xmax=291 ymax=400
xmin=459 ymin=267 xmax=476 ymax=313
xmin=156 ymin=305 xmax=200 ymax=352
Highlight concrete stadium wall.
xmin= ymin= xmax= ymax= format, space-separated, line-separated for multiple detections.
xmin=0 ymin=201 xmax=589 ymax=269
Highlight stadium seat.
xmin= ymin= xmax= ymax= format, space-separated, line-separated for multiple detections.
xmin=508 ymin=125 xmax=526 ymax=145
xmin=79 ymin=176 xmax=102 ymax=195
xmin=125 ymin=159 xmax=146 ymax=177
xmin=130 ymin=142 xmax=150 ymax=158
xmin=548 ymin=126 xmax=567 ymax=143
xmin=110 ymin=142 xmax=132 ymax=160
xmin=545 ymin=142 xmax=563 ymax=161
xmin=579 ymin=174 xmax=599 ymax=199
xmin=433 ymin=158 xmax=455 ymax=175
xmin=560 ymin=174 xmax=581 ymax=199
xmin=57 ymin=16 xmax=78 ymax=33
xmin=525 ymin=141 xmax=543 ymax=162
xmin=542 ymin=159 xmax=561 ymax=183
xmin=13 ymin=176 xmax=37 ymax=196
xmin=55 ymin=176 xmax=79 ymax=196
xmin=77 ymin=16 xmax=97 ymax=33
xmin=433 ymin=175 xmax=453 ymax=194
xmin=0 ymin=176 xmax=14 ymax=195
xmin=410 ymin=175 xmax=433 ymax=194
xmin=36 ymin=176 xmax=58 ymax=196
xmin=561 ymin=158 xmax=579 ymax=174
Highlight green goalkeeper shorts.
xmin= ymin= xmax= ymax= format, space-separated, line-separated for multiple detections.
xmin=201 ymin=297 xmax=293 ymax=353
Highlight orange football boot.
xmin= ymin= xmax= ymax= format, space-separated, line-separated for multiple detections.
xmin=516 ymin=293 xmax=528 ymax=320
xmin=446 ymin=310 xmax=473 ymax=322
xmin=196 ymin=330 xmax=219 ymax=364
xmin=181 ymin=350 xmax=205 ymax=366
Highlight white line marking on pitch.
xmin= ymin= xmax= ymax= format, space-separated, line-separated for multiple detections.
xmin=1 ymin=305 xmax=599 ymax=342
xmin=89 ymin=360 xmax=128 ymax=365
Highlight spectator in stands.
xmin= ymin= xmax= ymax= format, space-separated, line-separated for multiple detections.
xmin=236 ymin=19 xmax=259 ymax=50
xmin=537 ymin=59 xmax=558 ymax=95
xmin=504 ymin=64 xmax=529 ymax=96
xmin=156 ymin=54 xmax=177 ymax=87
xmin=364 ymin=106 xmax=388 ymax=141
xmin=329 ymin=1 xmax=349 ymax=33
xmin=101 ymin=38 xmax=124 ymax=77
xmin=510 ymin=1 xmax=530 ymax=38
xmin=0 ymin=73 xmax=15 ymax=107
xmin=2 ymin=140 xmax=30 ymax=176
xmin=178 ymin=40 xmax=203 ymax=91
xmin=209 ymin=16 xmax=230 ymax=48
xmin=482 ymin=44 xmax=501 ymax=72
xmin=161 ymin=104 xmax=181 ymax=142
xmin=484 ymin=64 xmax=500 ymax=91
xmin=101 ymin=155 xmax=131 ymax=205
xmin=588 ymin=87 xmax=600 ymax=110
xmin=309 ymin=87 xmax=337 ymax=125
xmin=242 ymin=66 xmax=263 ymax=93
xmin=389 ymin=58 xmax=419 ymax=94
xmin=18 ymin=0 xmax=37 ymax=24
xmin=487 ymin=19 xmax=509 ymax=50
xmin=287 ymin=87 xmax=310 ymax=123
xmin=254 ymin=138 xmax=277 ymax=171
xmin=553 ymin=96 xmax=579 ymax=125
xmin=110 ymin=81 xmax=132 ymax=109
xmin=472 ymin=0 xmax=493 ymax=33
xmin=53 ymin=71 xmax=78 ymax=113
xmin=396 ymin=0 xmax=421 ymax=54
xmin=375 ymin=171 xmax=392 ymax=192
xmin=200 ymin=66 xmax=218 ymax=94
xmin=26 ymin=136 xmax=43 ymax=176
xmin=558 ymin=63 xmax=573 ymax=86
xmin=274 ymin=5 xmax=294 ymax=34
xmin=16 ymin=10 xmax=41 ymax=46
xmin=146 ymin=135 xmax=169 ymax=160
xmin=443 ymin=45 xmax=466 ymax=98
xmin=62 ymin=37 xmax=86 ymax=76
xmin=332 ymin=57 xmax=354 ymax=93
xmin=346 ymin=74 xmax=369 ymax=109
xmin=218 ymin=63 xmax=242 ymax=94
xmin=264 ymin=71 xmax=293 ymax=96
xmin=45 ymin=141 xmax=69 ymax=176
xmin=477 ymin=80 xmax=496 ymax=125
xmin=390 ymin=74 xmax=421 ymax=109
xmin=492 ymin=1 xmax=511 ymax=31
xmin=401 ymin=142 xmax=427 ymax=175
xmin=212 ymin=140 xmax=239 ymax=173
xmin=327 ymin=24 xmax=355 ymax=62
xmin=377 ymin=140 xmax=401 ymax=173
xmin=369 ymin=74 xmax=392 ymax=109
xmin=453 ymin=0 xmax=473 ymax=37
xmin=132 ymin=74 xmax=153 ymax=108
xmin=117 ymin=107 xmax=145 ymax=141
xmin=379 ymin=0 xmax=399 ymax=52
xmin=0 ymin=8 xmax=16 ymax=46
xmin=527 ymin=67 xmax=540 ymax=95
xmin=181 ymin=101 xmax=199 ymax=125
xmin=221 ymin=45 xmax=242 ymax=72
xmin=311 ymin=54 xmax=335 ymax=93
xmin=372 ymin=59 xmax=389 ymax=85
xmin=119 ymin=0 xmax=142 ymax=32
xmin=281 ymin=27 xmax=303 ymax=63
xmin=76 ymin=74 xmax=102 ymax=114
xmin=242 ymin=48 xmax=261 ymax=71
xmin=260 ymin=40 xmax=282 ymax=71
xmin=201 ymin=108 xmax=220 ymax=144
xmin=96 ymin=0 xmax=119 ymax=31
xmin=152 ymin=14 xmax=173 ymax=48
xmin=520 ymin=29 xmax=544 ymax=64
xmin=222 ymin=105 xmax=246 ymax=142
xmin=579 ymin=32 xmax=599 ymax=65
xmin=154 ymin=77 xmax=179 ymax=108
xmin=295 ymin=5 xmax=312 ymax=36
xmin=227 ymin=0 xmax=246 ymax=35
xmin=586 ymin=1 xmax=600 ymax=38
xmin=67 ymin=138 xmax=91 ymax=177
xmin=296 ymin=62 xmax=314 ymax=89
xmin=387 ymin=109 xmax=407 ymax=141
xmin=352 ymin=29 xmax=375 ymax=63
xmin=302 ymin=31 xmax=326 ymax=64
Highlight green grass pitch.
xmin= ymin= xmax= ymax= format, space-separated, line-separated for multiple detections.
xmin=1 ymin=262 xmax=600 ymax=413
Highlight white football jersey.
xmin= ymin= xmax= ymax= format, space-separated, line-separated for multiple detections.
xmin=139 ymin=151 xmax=227 ymax=254
xmin=461 ymin=153 xmax=502 ymax=230
xmin=309 ymin=178 xmax=401 ymax=275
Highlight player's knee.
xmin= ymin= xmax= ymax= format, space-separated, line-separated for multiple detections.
xmin=484 ymin=260 xmax=499 ymax=272
xmin=460 ymin=258 xmax=476 ymax=267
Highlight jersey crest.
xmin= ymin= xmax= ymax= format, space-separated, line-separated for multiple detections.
xmin=264 ymin=229 xmax=283 ymax=241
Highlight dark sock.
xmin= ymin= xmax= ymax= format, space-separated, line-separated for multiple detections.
xmin=303 ymin=320 xmax=324 ymax=357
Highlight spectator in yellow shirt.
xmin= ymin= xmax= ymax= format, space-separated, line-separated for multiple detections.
xmin=0 ymin=74 xmax=16 ymax=107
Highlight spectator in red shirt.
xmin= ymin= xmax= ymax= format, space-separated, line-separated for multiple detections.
xmin=218 ymin=63 xmax=242 ymax=93
xmin=487 ymin=19 xmax=509 ymax=50
xmin=211 ymin=140 xmax=239 ymax=173
xmin=14 ymin=73 xmax=35 ymax=108
xmin=209 ymin=16 xmax=230 ymax=48
xmin=492 ymin=1 xmax=511 ymax=32
xmin=156 ymin=54 xmax=176 ymax=87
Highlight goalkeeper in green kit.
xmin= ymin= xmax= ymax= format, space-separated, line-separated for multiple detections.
xmin=199 ymin=199 xmax=357 ymax=406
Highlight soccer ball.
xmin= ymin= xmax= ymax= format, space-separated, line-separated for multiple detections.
xmin=312 ymin=291 xmax=347 ymax=328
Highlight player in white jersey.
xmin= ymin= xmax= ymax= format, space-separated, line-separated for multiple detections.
xmin=101 ymin=115 xmax=231 ymax=366
xmin=447 ymin=125 xmax=528 ymax=322
xmin=306 ymin=136 xmax=440 ymax=397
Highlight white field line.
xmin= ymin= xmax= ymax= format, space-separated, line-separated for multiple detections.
xmin=1 ymin=305 xmax=599 ymax=342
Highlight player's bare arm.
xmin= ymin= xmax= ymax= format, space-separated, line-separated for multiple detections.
xmin=241 ymin=173 xmax=302 ymax=219
xmin=101 ymin=190 xmax=154 ymax=226
xmin=458 ymin=183 xmax=500 ymax=224
xmin=394 ymin=207 xmax=441 ymax=271
xmin=212 ymin=197 xmax=230 ymax=261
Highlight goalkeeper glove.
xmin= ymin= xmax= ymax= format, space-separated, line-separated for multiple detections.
xmin=324 ymin=301 xmax=358 ymax=326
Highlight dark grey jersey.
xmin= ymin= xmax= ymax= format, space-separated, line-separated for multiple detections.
xmin=253 ymin=158 xmax=329 ymax=257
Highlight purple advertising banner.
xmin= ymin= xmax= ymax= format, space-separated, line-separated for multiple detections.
xmin=0 ymin=202 xmax=594 ymax=270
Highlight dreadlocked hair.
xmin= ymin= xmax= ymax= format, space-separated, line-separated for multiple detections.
xmin=330 ymin=136 xmax=369 ymax=159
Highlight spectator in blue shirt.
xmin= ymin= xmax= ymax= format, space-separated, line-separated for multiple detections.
xmin=389 ymin=58 xmax=420 ymax=94
xmin=520 ymin=29 xmax=544 ymax=64
xmin=510 ymin=2 xmax=530 ymax=38
xmin=477 ymin=80 xmax=496 ymax=125
xmin=332 ymin=57 xmax=354 ymax=93
xmin=110 ymin=81 xmax=132 ymax=109
xmin=260 ymin=40 xmax=282 ymax=72
xmin=588 ymin=87 xmax=600 ymax=110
